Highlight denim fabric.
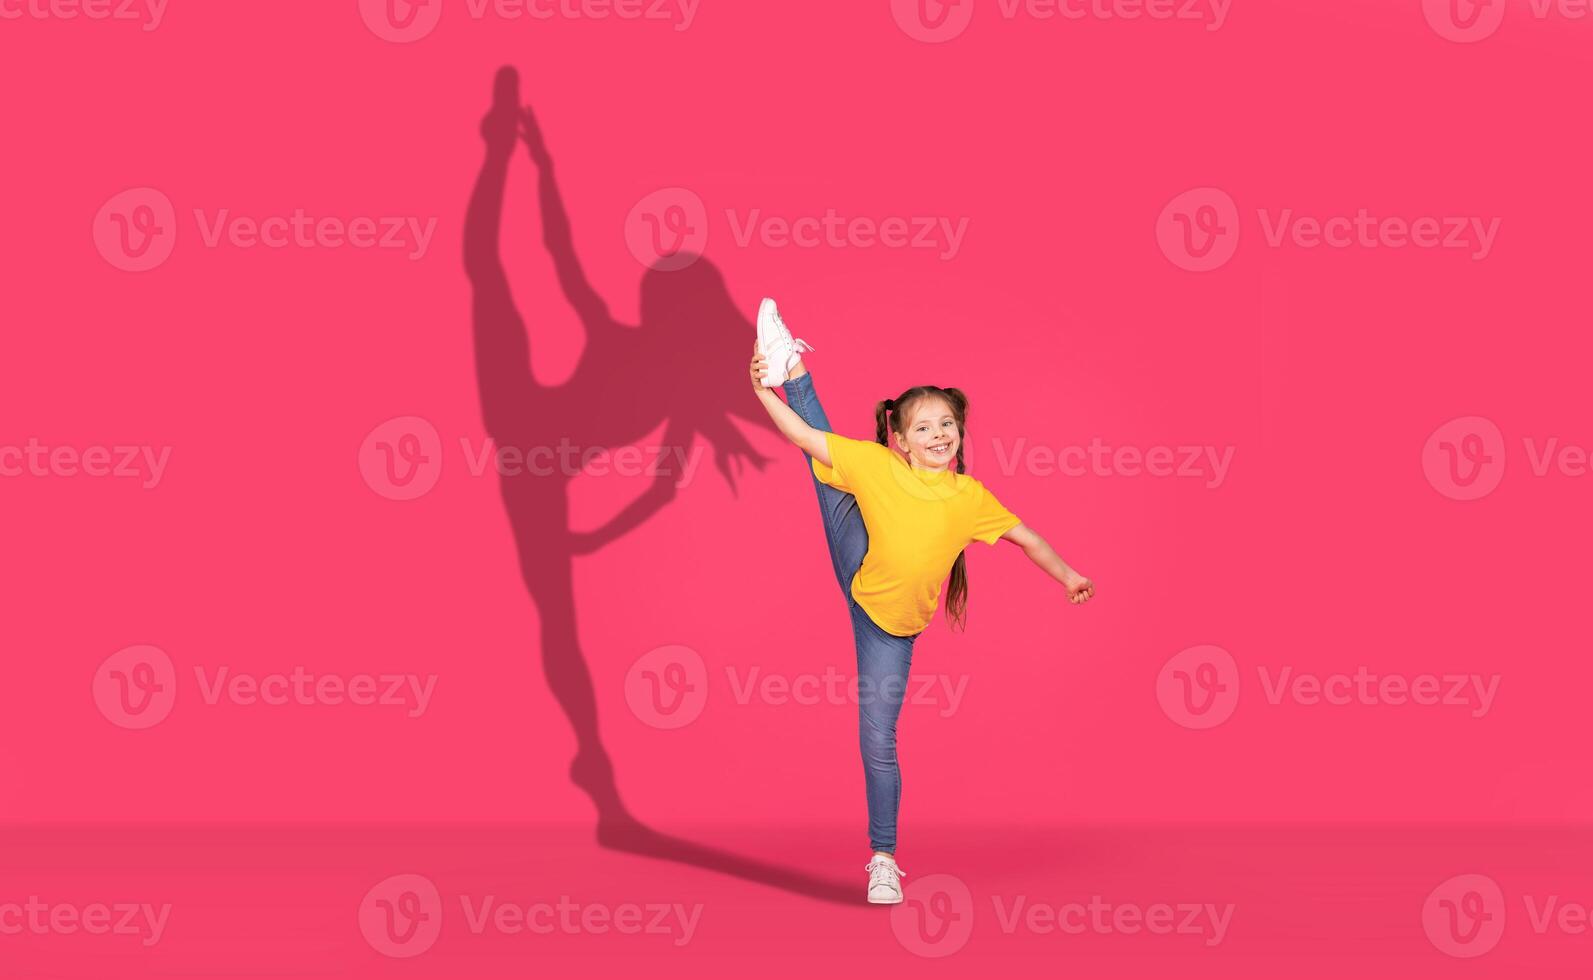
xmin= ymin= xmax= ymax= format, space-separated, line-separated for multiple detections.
xmin=781 ymin=371 xmax=919 ymax=854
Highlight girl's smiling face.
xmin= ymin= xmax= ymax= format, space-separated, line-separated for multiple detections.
xmin=894 ymin=396 xmax=960 ymax=472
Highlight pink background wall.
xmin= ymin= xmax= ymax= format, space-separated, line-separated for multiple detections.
xmin=4 ymin=0 xmax=1590 ymax=833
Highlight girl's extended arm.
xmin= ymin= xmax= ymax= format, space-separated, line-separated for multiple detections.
xmin=751 ymin=348 xmax=831 ymax=467
xmin=1001 ymin=522 xmax=1095 ymax=603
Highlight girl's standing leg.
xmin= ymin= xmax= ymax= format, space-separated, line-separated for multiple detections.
xmin=852 ymin=606 xmax=917 ymax=855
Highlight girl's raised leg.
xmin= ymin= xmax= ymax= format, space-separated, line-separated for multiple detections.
xmin=779 ymin=371 xmax=869 ymax=601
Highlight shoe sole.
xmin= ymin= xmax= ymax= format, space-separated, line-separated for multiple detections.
xmin=756 ymin=298 xmax=780 ymax=356
xmin=762 ymin=346 xmax=790 ymax=387
xmin=756 ymin=298 xmax=786 ymax=387
xmin=867 ymin=892 xmax=903 ymax=904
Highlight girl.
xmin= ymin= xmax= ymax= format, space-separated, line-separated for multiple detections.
xmin=748 ymin=298 xmax=1095 ymax=905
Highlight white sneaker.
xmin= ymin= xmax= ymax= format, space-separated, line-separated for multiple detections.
xmin=865 ymin=854 xmax=905 ymax=904
xmin=756 ymin=297 xmax=815 ymax=387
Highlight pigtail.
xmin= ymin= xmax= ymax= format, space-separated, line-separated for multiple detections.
xmin=946 ymin=553 xmax=969 ymax=632
xmin=940 ymin=386 xmax=971 ymax=629
xmin=873 ymin=398 xmax=896 ymax=447
xmin=943 ymin=386 xmax=970 ymax=474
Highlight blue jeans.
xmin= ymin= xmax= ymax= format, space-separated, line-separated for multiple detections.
xmin=781 ymin=371 xmax=919 ymax=854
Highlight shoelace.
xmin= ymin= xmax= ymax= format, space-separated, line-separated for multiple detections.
xmin=767 ymin=336 xmax=815 ymax=376
xmin=866 ymin=860 xmax=906 ymax=885
xmin=773 ymin=311 xmax=816 ymax=353
xmin=768 ymin=336 xmax=814 ymax=355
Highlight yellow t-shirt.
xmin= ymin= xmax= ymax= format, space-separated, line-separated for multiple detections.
xmin=811 ymin=431 xmax=1022 ymax=636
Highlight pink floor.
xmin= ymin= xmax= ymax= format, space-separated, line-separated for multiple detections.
xmin=3 ymin=822 xmax=1587 ymax=976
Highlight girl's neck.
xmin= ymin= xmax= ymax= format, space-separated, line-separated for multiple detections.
xmin=907 ymin=459 xmax=952 ymax=479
